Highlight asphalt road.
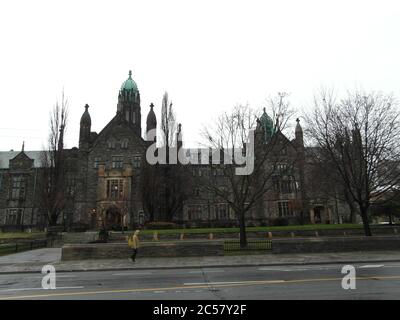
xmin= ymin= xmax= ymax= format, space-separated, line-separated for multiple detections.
xmin=0 ymin=262 xmax=399 ymax=300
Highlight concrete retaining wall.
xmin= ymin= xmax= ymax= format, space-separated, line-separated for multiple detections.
xmin=60 ymin=231 xmax=99 ymax=244
xmin=109 ymin=226 xmax=399 ymax=241
xmin=61 ymin=241 xmax=224 ymax=261
xmin=272 ymin=236 xmax=400 ymax=254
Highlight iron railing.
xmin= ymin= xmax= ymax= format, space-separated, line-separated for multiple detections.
xmin=224 ymin=239 xmax=272 ymax=251
xmin=0 ymin=239 xmax=51 ymax=256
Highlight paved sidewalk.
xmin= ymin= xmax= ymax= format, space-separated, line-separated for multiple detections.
xmin=1 ymin=249 xmax=400 ymax=274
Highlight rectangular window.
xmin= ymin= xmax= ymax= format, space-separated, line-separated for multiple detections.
xmin=278 ymin=201 xmax=292 ymax=217
xmin=281 ymin=180 xmax=293 ymax=194
xmin=106 ymin=179 xmax=124 ymax=200
xmin=133 ymin=156 xmax=141 ymax=168
xmin=11 ymin=176 xmax=26 ymax=200
xmin=276 ymin=163 xmax=288 ymax=176
xmin=66 ymin=177 xmax=76 ymax=196
xmin=188 ymin=205 xmax=202 ymax=220
xmin=94 ymin=157 xmax=100 ymax=168
xmin=112 ymin=156 xmax=123 ymax=169
xmin=215 ymin=203 xmax=229 ymax=220
xmin=6 ymin=208 xmax=21 ymax=225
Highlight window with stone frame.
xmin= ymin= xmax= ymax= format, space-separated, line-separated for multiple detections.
xmin=280 ymin=180 xmax=293 ymax=194
xmin=10 ymin=175 xmax=26 ymax=200
xmin=278 ymin=201 xmax=293 ymax=217
xmin=132 ymin=111 xmax=136 ymax=124
xmin=276 ymin=163 xmax=288 ymax=176
xmin=215 ymin=203 xmax=229 ymax=220
xmin=121 ymin=139 xmax=129 ymax=149
xmin=112 ymin=156 xmax=123 ymax=169
xmin=133 ymin=156 xmax=141 ymax=168
xmin=5 ymin=208 xmax=21 ymax=225
xmin=106 ymin=179 xmax=124 ymax=200
xmin=188 ymin=205 xmax=203 ymax=220
xmin=107 ymin=139 xmax=116 ymax=149
xmin=94 ymin=157 xmax=101 ymax=169
xmin=66 ymin=177 xmax=76 ymax=197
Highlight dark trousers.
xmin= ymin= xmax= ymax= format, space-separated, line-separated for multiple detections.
xmin=131 ymin=249 xmax=138 ymax=261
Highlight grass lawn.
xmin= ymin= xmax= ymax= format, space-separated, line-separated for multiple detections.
xmin=139 ymin=224 xmax=361 ymax=235
xmin=0 ymin=232 xmax=46 ymax=240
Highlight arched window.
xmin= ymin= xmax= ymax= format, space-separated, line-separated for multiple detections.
xmin=121 ymin=139 xmax=129 ymax=149
xmin=107 ymin=139 xmax=115 ymax=149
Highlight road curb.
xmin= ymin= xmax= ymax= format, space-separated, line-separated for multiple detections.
xmin=1 ymin=258 xmax=400 ymax=275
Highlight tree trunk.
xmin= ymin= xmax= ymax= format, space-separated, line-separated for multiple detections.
xmin=49 ymin=211 xmax=58 ymax=227
xmin=360 ymin=207 xmax=372 ymax=236
xmin=238 ymin=210 xmax=248 ymax=248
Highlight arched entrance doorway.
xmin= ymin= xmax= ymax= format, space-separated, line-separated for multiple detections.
xmin=105 ymin=206 xmax=122 ymax=230
xmin=314 ymin=206 xmax=323 ymax=224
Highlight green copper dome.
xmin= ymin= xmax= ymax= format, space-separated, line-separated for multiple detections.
xmin=120 ymin=70 xmax=138 ymax=92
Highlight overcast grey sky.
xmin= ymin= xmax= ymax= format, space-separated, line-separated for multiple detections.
xmin=0 ymin=0 xmax=399 ymax=151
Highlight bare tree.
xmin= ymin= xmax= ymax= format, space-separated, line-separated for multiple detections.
xmin=305 ymin=89 xmax=400 ymax=236
xmin=40 ymin=92 xmax=69 ymax=228
xmin=201 ymin=96 xmax=294 ymax=247
xmin=267 ymin=92 xmax=295 ymax=133
xmin=161 ymin=92 xmax=177 ymax=151
xmin=141 ymin=92 xmax=187 ymax=222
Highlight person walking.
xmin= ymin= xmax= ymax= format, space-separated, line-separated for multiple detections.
xmin=127 ymin=230 xmax=140 ymax=262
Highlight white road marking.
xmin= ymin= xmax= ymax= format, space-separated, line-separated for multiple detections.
xmin=258 ymin=267 xmax=317 ymax=272
xmin=32 ymin=275 xmax=77 ymax=279
xmin=382 ymin=265 xmax=400 ymax=268
xmin=184 ymin=280 xmax=285 ymax=286
xmin=112 ymin=272 xmax=152 ymax=276
xmin=188 ymin=270 xmax=225 ymax=274
xmin=154 ymin=291 xmax=166 ymax=293
xmin=359 ymin=265 xmax=385 ymax=269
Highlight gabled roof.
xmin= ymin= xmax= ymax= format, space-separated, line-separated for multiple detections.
xmin=0 ymin=151 xmax=47 ymax=169
xmin=90 ymin=112 xmax=147 ymax=150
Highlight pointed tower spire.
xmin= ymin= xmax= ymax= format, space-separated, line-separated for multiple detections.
xmin=22 ymin=141 xmax=25 ymax=152
xmin=146 ymin=103 xmax=157 ymax=142
xmin=79 ymin=104 xmax=92 ymax=150
xmin=295 ymin=117 xmax=304 ymax=147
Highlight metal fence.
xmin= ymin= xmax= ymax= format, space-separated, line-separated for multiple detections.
xmin=224 ymin=240 xmax=272 ymax=251
xmin=0 ymin=239 xmax=51 ymax=256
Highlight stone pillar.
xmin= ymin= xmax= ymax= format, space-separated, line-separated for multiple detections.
xmin=310 ymin=208 xmax=315 ymax=224
xmin=327 ymin=207 xmax=333 ymax=224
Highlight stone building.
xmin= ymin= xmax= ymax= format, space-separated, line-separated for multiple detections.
xmin=0 ymin=71 xmax=352 ymax=231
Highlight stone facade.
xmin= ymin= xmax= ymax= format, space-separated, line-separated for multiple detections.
xmin=0 ymin=71 xmax=354 ymax=231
